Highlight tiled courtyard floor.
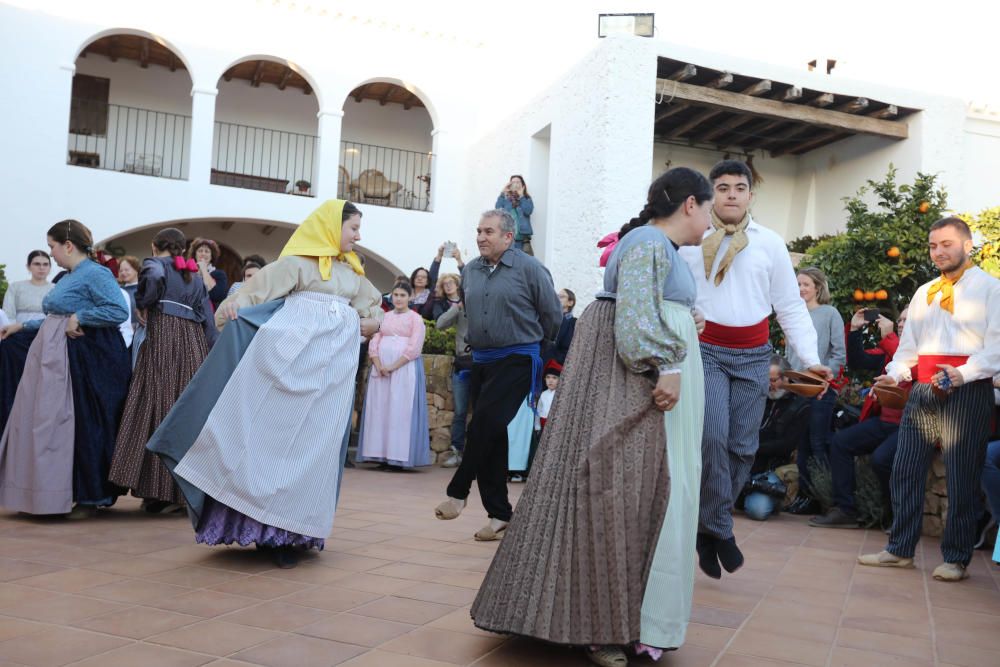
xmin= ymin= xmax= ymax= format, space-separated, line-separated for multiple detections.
xmin=1 ymin=465 xmax=998 ymax=667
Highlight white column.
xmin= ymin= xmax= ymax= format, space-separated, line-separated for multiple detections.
xmin=316 ymin=109 xmax=344 ymax=198
xmin=189 ymin=87 xmax=217 ymax=183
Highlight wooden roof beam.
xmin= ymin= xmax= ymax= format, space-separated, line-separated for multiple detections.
xmin=869 ymin=105 xmax=898 ymax=119
xmin=654 ymin=102 xmax=690 ymax=124
xmin=707 ymin=73 xmax=734 ymax=89
xmin=780 ymin=86 xmax=803 ymax=102
xmin=108 ymin=36 xmax=119 ymax=62
xmin=693 ymin=113 xmax=755 ymax=143
xmin=139 ymin=39 xmax=149 ymax=68
xmin=302 ymin=83 xmax=312 ymax=95
xmin=666 ymin=81 xmax=771 ymax=140
xmin=223 ymin=68 xmax=234 ymax=82
xmin=277 ymin=67 xmax=293 ymax=90
xmin=220 ymin=220 xmax=234 ymax=230
xmin=403 ymin=93 xmax=416 ymax=110
xmin=667 ymin=64 xmax=697 ymax=81
xmin=169 ymin=53 xmax=178 ymax=72
xmin=652 ymin=78 xmax=906 ymax=138
xmin=251 ymin=61 xmax=265 ymax=87
xmin=741 ymin=79 xmax=772 ymax=97
xmin=378 ymin=87 xmax=392 ymax=106
xmin=773 ymin=130 xmax=848 ymax=157
xmin=808 ymin=93 xmax=835 ymax=108
xmin=832 ymin=97 xmax=869 ymax=114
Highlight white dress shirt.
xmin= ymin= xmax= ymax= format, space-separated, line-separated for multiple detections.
xmin=118 ymin=287 xmax=133 ymax=348
xmin=885 ymin=266 xmax=1000 ymax=384
xmin=678 ymin=216 xmax=820 ymax=367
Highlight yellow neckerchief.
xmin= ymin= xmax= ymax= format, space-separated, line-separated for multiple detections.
xmin=280 ymin=199 xmax=364 ymax=279
xmin=926 ymin=261 xmax=971 ymax=314
xmin=701 ymin=209 xmax=750 ymax=286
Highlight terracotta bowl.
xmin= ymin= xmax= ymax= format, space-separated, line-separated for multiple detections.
xmin=873 ymin=384 xmax=909 ymax=410
xmin=781 ymin=370 xmax=828 ymax=398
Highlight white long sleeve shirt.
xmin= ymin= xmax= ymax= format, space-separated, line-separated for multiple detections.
xmin=678 ymin=216 xmax=820 ymax=367
xmin=885 ymin=266 xmax=1000 ymax=384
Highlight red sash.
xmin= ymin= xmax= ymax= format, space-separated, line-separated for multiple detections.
xmin=700 ymin=318 xmax=770 ymax=349
xmin=914 ymin=355 xmax=969 ymax=383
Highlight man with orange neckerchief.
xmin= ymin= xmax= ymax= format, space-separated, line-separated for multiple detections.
xmin=860 ymin=216 xmax=1000 ymax=581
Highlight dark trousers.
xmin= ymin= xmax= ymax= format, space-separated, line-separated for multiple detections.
xmin=798 ymin=389 xmax=838 ymax=492
xmin=446 ymin=355 xmax=531 ymax=521
xmin=830 ymin=418 xmax=898 ymax=515
xmin=983 ymin=440 xmax=1000 ymax=521
xmin=887 ymin=381 xmax=994 ymax=564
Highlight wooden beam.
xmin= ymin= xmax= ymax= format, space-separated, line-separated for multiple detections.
xmin=261 ymin=225 xmax=277 ymax=235
xmin=693 ymin=113 xmax=756 ymax=142
xmin=139 ymin=39 xmax=149 ymax=68
xmin=780 ymin=86 xmax=803 ymax=102
xmin=808 ymin=93 xmax=835 ymax=108
xmin=666 ymin=64 xmax=697 ymax=82
xmin=251 ymin=61 xmax=265 ymax=87
xmin=302 ymin=83 xmax=312 ymax=95
xmin=169 ymin=53 xmax=177 ymax=72
xmin=79 ymin=48 xmax=87 ymax=58
xmin=378 ymin=86 xmax=392 ymax=106
xmin=667 ymin=108 xmax=725 ymax=139
xmin=832 ymin=97 xmax=869 ymax=114
xmin=869 ymin=105 xmax=898 ymax=119
xmin=223 ymin=68 xmax=234 ymax=82
xmin=773 ymin=130 xmax=849 ymax=157
xmin=654 ymin=102 xmax=690 ymax=124
xmin=403 ymin=93 xmax=415 ymax=110
xmin=706 ymin=73 xmax=734 ymax=89
xmin=741 ymin=79 xmax=772 ymax=97
xmin=220 ymin=220 xmax=234 ymax=230
xmin=277 ymin=67 xmax=293 ymax=90
xmin=108 ymin=36 xmax=118 ymax=62
xmin=652 ymin=78 xmax=907 ymax=139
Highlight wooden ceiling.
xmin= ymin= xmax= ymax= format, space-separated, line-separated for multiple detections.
xmin=221 ymin=60 xmax=312 ymax=94
xmin=348 ymin=82 xmax=426 ymax=110
xmin=654 ymin=57 xmax=917 ymax=156
xmin=80 ymin=35 xmax=185 ymax=72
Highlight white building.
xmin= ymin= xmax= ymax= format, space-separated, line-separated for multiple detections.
xmin=1 ymin=1 xmax=998 ymax=300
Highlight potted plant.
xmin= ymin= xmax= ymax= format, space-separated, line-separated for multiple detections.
xmin=295 ymin=179 xmax=311 ymax=194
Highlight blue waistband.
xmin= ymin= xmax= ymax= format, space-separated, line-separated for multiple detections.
xmin=472 ymin=343 xmax=542 ymax=408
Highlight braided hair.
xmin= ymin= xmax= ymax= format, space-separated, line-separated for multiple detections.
xmin=153 ymin=228 xmax=192 ymax=283
xmin=619 ymin=167 xmax=713 ymax=240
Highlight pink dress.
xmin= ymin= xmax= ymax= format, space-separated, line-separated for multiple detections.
xmin=357 ymin=309 xmax=431 ymax=467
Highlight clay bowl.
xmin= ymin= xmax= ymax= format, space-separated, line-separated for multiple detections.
xmin=781 ymin=370 xmax=828 ymax=398
xmin=872 ymin=384 xmax=909 ymax=410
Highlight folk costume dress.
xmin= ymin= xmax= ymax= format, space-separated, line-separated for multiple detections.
xmin=147 ymin=200 xmax=383 ymax=549
xmin=0 ymin=259 xmax=130 ymax=513
xmin=356 ymin=309 xmax=431 ymax=468
xmin=0 ymin=280 xmax=53 ymax=434
xmin=109 ymin=257 xmax=217 ymax=504
xmin=472 ymin=225 xmax=705 ymax=650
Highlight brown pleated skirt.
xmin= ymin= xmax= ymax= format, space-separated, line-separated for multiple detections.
xmin=110 ymin=311 xmax=208 ymax=503
xmin=470 ymin=299 xmax=670 ymax=646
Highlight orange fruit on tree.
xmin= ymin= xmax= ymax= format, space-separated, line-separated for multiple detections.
xmin=853 ymin=289 xmax=865 ymax=301
xmin=875 ymin=289 xmax=888 ymax=300
xmin=887 ymin=246 xmax=901 ymax=258
xmin=918 ymin=201 xmax=930 ymax=213
xmin=864 ymin=291 xmax=876 ymax=301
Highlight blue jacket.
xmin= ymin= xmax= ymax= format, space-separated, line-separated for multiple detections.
xmin=495 ymin=193 xmax=534 ymax=239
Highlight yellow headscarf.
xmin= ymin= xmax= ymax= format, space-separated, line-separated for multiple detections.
xmin=280 ymin=199 xmax=365 ymax=279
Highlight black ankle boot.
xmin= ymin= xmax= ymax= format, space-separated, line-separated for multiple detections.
xmin=696 ymin=533 xmax=721 ymax=579
xmin=272 ymin=546 xmax=300 ymax=569
xmin=715 ymin=537 xmax=744 ymax=573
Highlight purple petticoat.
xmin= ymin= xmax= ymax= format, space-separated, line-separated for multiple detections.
xmin=195 ymin=497 xmax=325 ymax=550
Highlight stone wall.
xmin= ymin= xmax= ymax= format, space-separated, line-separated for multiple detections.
xmin=922 ymin=451 xmax=948 ymax=537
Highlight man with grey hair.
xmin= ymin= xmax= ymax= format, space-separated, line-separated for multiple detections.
xmin=434 ymin=209 xmax=562 ymax=541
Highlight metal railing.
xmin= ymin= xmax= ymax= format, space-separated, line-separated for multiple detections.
xmin=340 ymin=140 xmax=432 ymax=211
xmin=67 ymin=100 xmax=190 ymax=179
xmin=212 ymin=121 xmax=318 ymax=196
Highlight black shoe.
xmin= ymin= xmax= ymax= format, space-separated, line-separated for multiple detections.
xmin=696 ymin=533 xmax=721 ymax=579
xmin=273 ymin=546 xmax=300 ymax=569
xmin=809 ymin=508 xmax=860 ymax=529
xmin=784 ymin=495 xmax=820 ymax=515
xmin=715 ymin=537 xmax=744 ymax=573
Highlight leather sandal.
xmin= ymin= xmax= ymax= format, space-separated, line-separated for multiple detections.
xmin=434 ymin=497 xmax=466 ymax=520
xmin=474 ymin=522 xmax=508 ymax=541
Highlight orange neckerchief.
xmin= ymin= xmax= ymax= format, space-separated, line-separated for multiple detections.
xmin=926 ymin=262 xmax=971 ymax=314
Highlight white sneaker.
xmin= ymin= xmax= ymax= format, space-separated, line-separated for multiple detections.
xmin=442 ymin=451 xmax=462 ymax=468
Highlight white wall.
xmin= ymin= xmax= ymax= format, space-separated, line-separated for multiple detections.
xmin=959 ymin=114 xmax=1000 ymax=214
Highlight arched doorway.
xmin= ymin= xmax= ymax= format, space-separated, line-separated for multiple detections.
xmin=100 ymin=219 xmax=402 ymax=293
xmin=70 ymin=31 xmax=193 ymax=179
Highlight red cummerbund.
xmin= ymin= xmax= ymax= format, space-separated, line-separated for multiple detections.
xmin=914 ymin=355 xmax=969 ymax=383
xmin=700 ymin=318 xmax=770 ymax=349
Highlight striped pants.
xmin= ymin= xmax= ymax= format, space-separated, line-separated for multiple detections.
xmin=887 ymin=381 xmax=994 ymax=564
xmin=698 ymin=342 xmax=772 ymax=540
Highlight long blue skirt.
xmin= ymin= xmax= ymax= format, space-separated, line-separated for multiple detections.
xmin=67 ymin=326 xmax=131 ymax=504
xmin=0 ymin=329 xmax=37 ymax=435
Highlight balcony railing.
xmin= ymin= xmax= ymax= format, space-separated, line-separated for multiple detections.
xmin=340 ymin=141 xmax=432 ymax=211
xmin=212 ymin=121 xmax=317 ymax=196
xmin=67 ymin=100 xmax=190 ymax=179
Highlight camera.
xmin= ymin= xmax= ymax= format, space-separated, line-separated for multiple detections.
xmin=863 ymin=309 xmax=879 ymax=323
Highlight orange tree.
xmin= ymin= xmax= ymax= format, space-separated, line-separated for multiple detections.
xmin=960 ymin=205 xmax=1000 ymax=278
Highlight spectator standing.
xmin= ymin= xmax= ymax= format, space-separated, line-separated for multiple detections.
xmin=436 ymin=284 xmax=470 ymax=468
xmin=227 ymin=254 xmax=267 ymax=298
xmin=188 ymin=238 xmax=229 ymax=309
xmin=545 ymin=288 xmax=577 ymax=366
xmin=495 ymin=175 xmax=535 ymax=254
xmin=3 ymin=250 xmax=53 ymax=323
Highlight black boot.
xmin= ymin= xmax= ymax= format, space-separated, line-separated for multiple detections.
xmin=715 ymin=537 xmax=744 ymax=573
xmin=272 ymin=546 xmax=300 ymax=569
xmin=696 ymin=533 xmax=721 ymax=579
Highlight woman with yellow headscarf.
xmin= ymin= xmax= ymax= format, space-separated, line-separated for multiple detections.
xmin=148 ymin=200 xmax=383 ymax=569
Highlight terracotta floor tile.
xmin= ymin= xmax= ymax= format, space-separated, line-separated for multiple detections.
xmin=73 ymin=606 xmax=201 ymax=639
xmin=315 ymin=553 xmax=394 ymax=573
xmin=367 ymin=563 xmax=455 ymax=583
xmin=0 ymin=625 xmax=130 ymax=667
xmin=739 ymin=616 xmax=837 ymax=645
xmin=834 ymin=627 xmax=933 ymax=660
xmin=206 ymin=576 xmax=307 ymax=600
xmin=727 ymin=629 xmax=831 ymax=666
xmin=282 ymin=585 xmax=383 ymax=613
xmin=426 ymin=607 xmax=498 ymax=638
xmin=83 ymin=556 xmax=182 ymax=577
xmin=81 ymin=578 xmax=190 ymax=604
xmin=380 ymin=626 xmax=506 ymax=664
xmin=467 ymin=636 xmax=592 ymax=666
xmin=299 ymin=612 xmax=417 ymax=647
xmin=231 ymin=634 xmax=366 ymax=667
xmin=147 ymin=619 xmax=283 ymax=655
xmin=332 ymin=573 xmax=422 ymax=595
xmin=689 ymin=605 xmax=748 ymax=629
xmin=64 ymin=641 xmax=214 ymax=667
xmin=259 ymin=565 xmax=353 ymax=586
xmin=13 ymin=568 xmax=122 ymax=593
xmin=395 ymin=582 xmax=478 ymax=607
xmin=351 ymin=596 xmax=457 ymax=625
xmin=0 ymin=616 xmax=45 ymax=642
xmin=652 ymin=644 xmax=718 ymax=667
xmin=682 ymin=622 xmax=735 ymax=651
xmin=4 ymin=592 xmax=130 ymax=624
xmin=0 ymin=559 xmax=65 ymax=583
xmin=144 ymin=566 xmax=249 ymax=589
xmin=936 ymin=642 xmax=1000 ymax=667
xmin=934 ymin=608 xmax=1000 ymax=651
xmin=341 ymin=650 xmax=457 ymax=667
xmin=829 ymin=646 xmax=932 ymax=666
xmin=220 ymin=600 xmax=333 ymax=631
xmin=716 ymin=655 xmax=811 ymax=667
xmin=0 ymin=584 xmax=50 ymax=610
xmin=146 ymin=589 xmax=261 ymax=617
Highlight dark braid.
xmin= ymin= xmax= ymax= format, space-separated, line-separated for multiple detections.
xmin=619 ymin=167 xmax=713 ymax=240
xmin=153 ymin=227 xmax=192 ymax=283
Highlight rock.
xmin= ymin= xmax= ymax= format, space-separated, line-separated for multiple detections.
xmin=923 ymin=493 xmax=939 ymax=515
xmin=931 ymin=455 xmax=946 ymax=479
xmin=922 ymin=514 xmax=942 ymax=537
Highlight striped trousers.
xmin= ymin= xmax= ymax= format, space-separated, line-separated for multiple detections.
xmin=698 ymin=342 xmax=772 ymax=540
xmin=887 ymin=381 xmax=994 ymax=564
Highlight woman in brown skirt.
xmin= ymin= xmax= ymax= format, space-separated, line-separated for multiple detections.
xmin=471 ymin=168 xmax=714 ymax=666
xmin=110 ymin=228 xmax=217 ymax=513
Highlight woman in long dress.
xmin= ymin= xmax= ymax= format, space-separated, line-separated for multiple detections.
xmin=357 ymin=281 xmax=431 ymax=469
xmin=470 ymin=168 xmax=714 ymax=666
xmin=147 ymin=200 xmax=382 ymax=568
xmin=0 ymin=220 xmax=131 ymax=518
xmin=110 ymin=228 xmax=217 ymax=513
